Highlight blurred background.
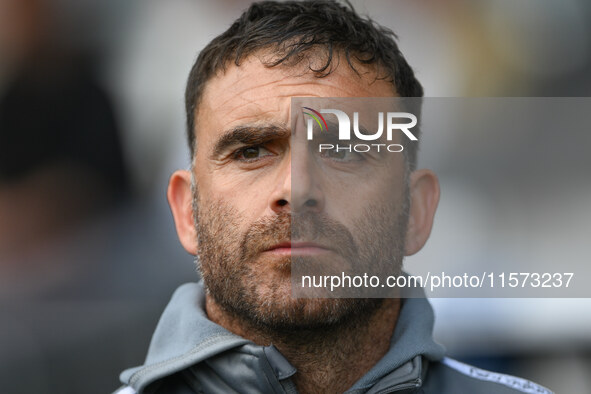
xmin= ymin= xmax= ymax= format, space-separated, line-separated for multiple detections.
xmin=0 ymin=0 xmax=590 ymax=393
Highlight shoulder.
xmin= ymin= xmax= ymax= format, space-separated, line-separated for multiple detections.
xmin=423 ymin=357 xmax=554 ymax=394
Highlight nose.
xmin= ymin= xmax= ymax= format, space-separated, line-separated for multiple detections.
xmin=269 ymin=142 xmax=324 ymax=214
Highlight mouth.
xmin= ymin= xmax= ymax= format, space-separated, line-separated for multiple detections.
xmin=264 ymin=241 xmax=332 ymax=256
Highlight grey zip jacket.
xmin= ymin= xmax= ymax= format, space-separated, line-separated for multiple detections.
xmin=115 ymin=282 xmax=553 ymax=394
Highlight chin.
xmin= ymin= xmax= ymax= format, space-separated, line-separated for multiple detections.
xmin=249 ymin=292 xmax=377 ymax=331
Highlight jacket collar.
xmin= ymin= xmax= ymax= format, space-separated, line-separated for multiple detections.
xmin=121 ymin=281 xmax=445 ymax=393
xmin=347 ymin=294 xmax=445 ymax=392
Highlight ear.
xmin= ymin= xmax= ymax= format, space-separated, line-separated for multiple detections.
xmin=404 ymin=169 xmax=440 ymax=256
xmin=167 ymin=170 xmax=198 ymax=255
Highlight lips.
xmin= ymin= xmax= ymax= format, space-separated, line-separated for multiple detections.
xmin=264 ymin=241 xmax=332 ymax=256
xmin=267 ymin=241 xmax=328 ymax=250
xmin=266 ymin=241 xmax=291 ymax=251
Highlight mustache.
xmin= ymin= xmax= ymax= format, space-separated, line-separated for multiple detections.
xmin=240 ymin=212 xmax=358 ymax=260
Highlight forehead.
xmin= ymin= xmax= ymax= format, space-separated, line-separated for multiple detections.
xmin=195 ymin=53 xmax=397 ymax=143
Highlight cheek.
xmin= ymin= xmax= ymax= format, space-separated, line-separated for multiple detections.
xmin=323 ymin=172 xmax=405 ymax=224
xmin=211 ymin=175 xmax=269 ymax=211
xmin=318 ymin=151 xmax=406 ymax=205
xmin=209 ymin=163 xmax=284 ymax=205
xmin=199 ymin=177 xmax=272 ymax=234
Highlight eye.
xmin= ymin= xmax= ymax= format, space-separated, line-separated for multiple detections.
xmin=319 ymin=147 xmax=364 ymax=162
xmin=234 ymin=145 xmax=274 ymax=161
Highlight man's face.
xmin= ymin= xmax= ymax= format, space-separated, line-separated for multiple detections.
xmin=191 ymin=54 xmax=409 ymax=330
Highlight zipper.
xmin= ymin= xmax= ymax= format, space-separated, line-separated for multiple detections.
xmin=373 ymin=378 xmax=422 ymax=394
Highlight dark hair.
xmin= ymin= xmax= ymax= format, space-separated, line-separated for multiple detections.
xmin=185 ymin=0 xmax=423 ymax=169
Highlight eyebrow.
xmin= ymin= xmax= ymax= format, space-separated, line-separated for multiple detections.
xmin=316 ymin=120 xmax=381 ymax=144
xmin=211 ymin=124 xmax=290 ymax=158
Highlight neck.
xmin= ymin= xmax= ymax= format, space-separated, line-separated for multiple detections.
xmin=206 ymin=297 xmax=400 ymax=393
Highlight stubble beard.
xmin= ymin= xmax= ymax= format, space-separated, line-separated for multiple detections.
xmin=193 ymin=186 xmax=409 ymax=333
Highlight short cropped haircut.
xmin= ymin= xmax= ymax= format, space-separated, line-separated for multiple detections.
xmin=185 ymin=0 xmax=423 ymax=170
